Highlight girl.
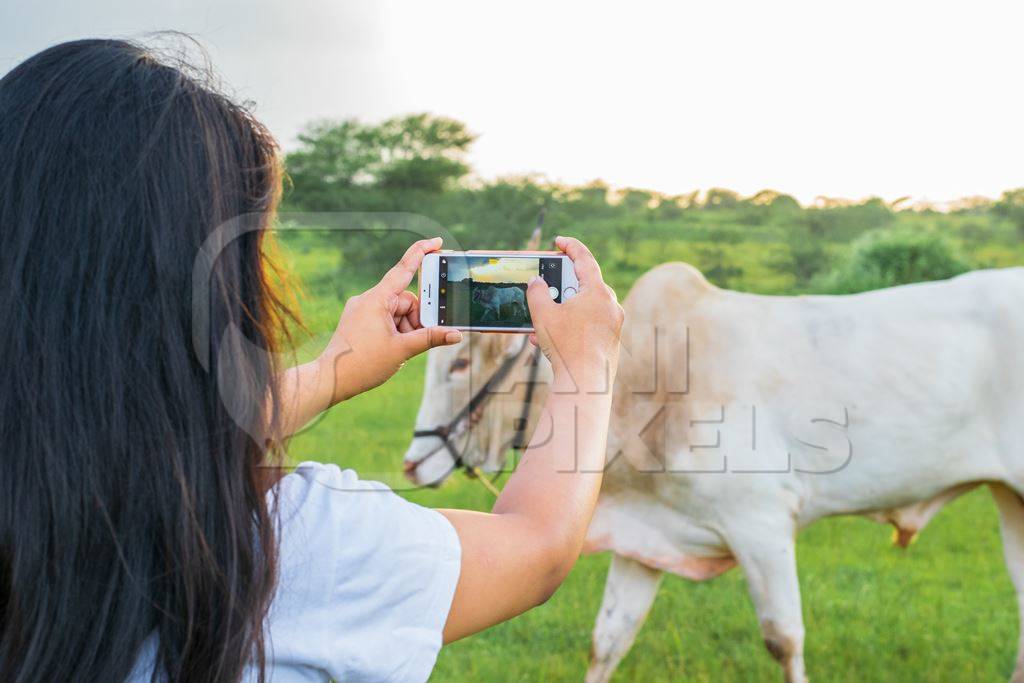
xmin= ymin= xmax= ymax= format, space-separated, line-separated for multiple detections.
xmin=0 ymin=39 xmax=623 ymax=682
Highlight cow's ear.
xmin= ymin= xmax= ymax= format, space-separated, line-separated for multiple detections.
xmin=525 ymin=225 xmax=541 ymax=251
xmin=501 ymin=334 xmax=528 ymax=359
xmin=476 ymin=332 xmax=508 ymax=364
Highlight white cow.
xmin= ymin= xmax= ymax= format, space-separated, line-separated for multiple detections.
xmin=472 ymin=285 xmax=528 ymax=323
xmin=403 ymin=262 xmax=1024 ymax=682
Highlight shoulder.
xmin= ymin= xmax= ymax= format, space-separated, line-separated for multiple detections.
xmin=265 ymin=462 xmax=461 ymax=683
xmin=272 ymin=461 xmax=390 ymax=526
xmin=272 ymin=462 xmax=459 ymax=564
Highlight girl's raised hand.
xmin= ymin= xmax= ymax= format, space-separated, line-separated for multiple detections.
xmin=319 ymin=238 xmax=462 ymax=403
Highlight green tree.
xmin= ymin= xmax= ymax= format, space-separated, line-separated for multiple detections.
xmin=993 ymin=188 xmax=1024 ymax=238
xmin=752 ymin=189 xmax=801 ymax=213
xmin=818 ymin=229 xmax=969 ymax=294
xmin=284 ymin=113 xmax=475 ymax=209
xmin=771 ymin=223 xmax=829 ymax=289
xmin=282 ymin=114 xmax=476 ymax=283
xmin=612 ymin=221 xmax=642 ymax=266
xmin=283 ymin=120 xmax=379 ymax=210
xmin=453 ymin=178 xmax=553 ymax=248
xmin=569 ymin=181 xmax=612 ymax=211
xmin=619 ymin=188 xmax=654 ymax=213
xmin=653 ymin=193 xmax=694 ymax=220
xmin=704 ymin=187 xmax=740 ymax=210
xmin=694 ymin=244 xmax=743 ymax=288
xmin=372 ymin=114 xmax=475 ymax=192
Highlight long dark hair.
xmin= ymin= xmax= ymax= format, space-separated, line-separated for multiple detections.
xmin=0 ymin=38 xmax=291 ymax=682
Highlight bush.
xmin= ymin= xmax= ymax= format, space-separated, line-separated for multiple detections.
xmin=817 ymin=229 xmax=970 ymax=294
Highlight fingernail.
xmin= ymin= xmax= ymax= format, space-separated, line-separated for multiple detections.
xmin=528 ymin=276 xmax=543 ymax=286
xmin=445 ymin=331 xmax=463 ymax=344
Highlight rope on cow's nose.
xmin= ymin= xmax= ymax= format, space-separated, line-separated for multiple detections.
xmin=467 ymin=466 xmax=502 ymax=497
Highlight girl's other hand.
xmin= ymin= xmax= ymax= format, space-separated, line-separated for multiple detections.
xmin=525 ymin=236 xmax=624 ymax=392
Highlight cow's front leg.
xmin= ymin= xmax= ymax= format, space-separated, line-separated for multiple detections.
xmin=991 ymin=484 xmax=1024 ymax=682
xmin=585 ymin=554 xmax=663 ymax=683
xmin=730 ymin=532 xmax=807 ymax=683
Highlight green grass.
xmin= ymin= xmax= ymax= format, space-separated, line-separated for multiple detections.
xmin=281 ymin=238 xmax=1020 ymax=682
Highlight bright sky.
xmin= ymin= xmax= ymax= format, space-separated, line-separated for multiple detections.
xmin=2 ymin=0 xmax=1022 ymax=204
xmin=470 ymin=258 xmax=538 ymax=284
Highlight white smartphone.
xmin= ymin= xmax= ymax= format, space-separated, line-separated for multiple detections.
xmin=419 ymin=251 xmax=579 ymax=332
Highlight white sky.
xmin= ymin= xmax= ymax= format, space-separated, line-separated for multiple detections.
xmin=2 ymin=0 xmax=1022 ymax=204
xmin=470 ymin=258 xmax=538 ymax=284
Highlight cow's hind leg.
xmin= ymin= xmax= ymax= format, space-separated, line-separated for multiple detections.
xmin=992 ymin=483 xmax=1024 ymax=682
xmin=730 ymin=531 xmax=807 ymax=683
xmin=585 ymin=554 xmax=663 ymax=683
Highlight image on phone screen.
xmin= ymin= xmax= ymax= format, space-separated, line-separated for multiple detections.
xmin=438 ymin=255 xmax=563 ymax=328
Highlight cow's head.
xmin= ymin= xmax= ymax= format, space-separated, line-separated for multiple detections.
xmin=403 ymin=331 xmax=552 ymax=486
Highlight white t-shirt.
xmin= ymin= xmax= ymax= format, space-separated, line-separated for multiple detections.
xmin=127 ymin=462 xmax=462 ymax=682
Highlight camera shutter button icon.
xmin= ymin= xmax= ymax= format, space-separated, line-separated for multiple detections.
xmin=562 ymin=286 xmax=578 ymax=300
xmin=548 ymin=286 xmax=559 ymax=299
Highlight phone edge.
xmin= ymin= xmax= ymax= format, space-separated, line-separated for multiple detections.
xmin=419 ymin=251 xmax=573 ymax=333
xmin=419 ymin=252 xmax=439 ymax=328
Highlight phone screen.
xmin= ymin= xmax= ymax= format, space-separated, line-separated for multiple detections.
xmin=438 ymin=255 xmax=563 ymax=328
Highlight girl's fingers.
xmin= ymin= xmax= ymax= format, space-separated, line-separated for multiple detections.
xmin=380 ymin=238 xmax=442 ymax=293
xmin=400 ymin=326 xmax=463 ymax=357
xmin=390 ymin=290 xmax=418 ymax=317
xmin=408 ymin=295 xmax=422 ymax=329
xmin=554 ymin=235 xmax=601 ymax=286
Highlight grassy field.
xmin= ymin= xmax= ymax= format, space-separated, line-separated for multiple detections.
xmin=280 ymin=239 xmax=1020 ymax=682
